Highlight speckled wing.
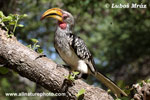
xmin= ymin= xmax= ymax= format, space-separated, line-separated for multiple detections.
xmin=66 ymin=33 xmax=96 ymax=74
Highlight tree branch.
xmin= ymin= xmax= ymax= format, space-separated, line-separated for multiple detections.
xmin=0 ymin=28 xmax=113 ymax=100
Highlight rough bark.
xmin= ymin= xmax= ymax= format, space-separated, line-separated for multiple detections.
xmin=0 ymin=28 xmax=113 ymax=100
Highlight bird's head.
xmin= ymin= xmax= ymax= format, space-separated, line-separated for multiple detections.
xmin=41 ymin=8 xmax=74 ymax=30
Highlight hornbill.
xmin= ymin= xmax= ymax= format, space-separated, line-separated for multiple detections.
xmin=41 ymin=8 xmax=127 ymax=97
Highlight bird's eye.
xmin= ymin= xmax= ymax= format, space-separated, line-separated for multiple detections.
xmin=63 ymin=16 xmax=67 ymax=19
xmin=63 ymin=14 xmax=68 ymax=19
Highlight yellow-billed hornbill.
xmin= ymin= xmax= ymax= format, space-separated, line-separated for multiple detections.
xmin=41 ymin=8 xmax=127 ymax=97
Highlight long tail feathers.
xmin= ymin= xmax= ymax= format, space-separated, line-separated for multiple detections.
xmin=94 ymin=72 xmax=127 ymax=97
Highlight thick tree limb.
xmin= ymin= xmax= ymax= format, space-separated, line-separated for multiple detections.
xmin=0 ymin=28 xmax=113 ymax=100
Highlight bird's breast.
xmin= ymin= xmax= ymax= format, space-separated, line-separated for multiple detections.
xmin=54 ymin=39 xmax=78 ymax=68
xmin=54 ymin=33 xmax=88 ymax=74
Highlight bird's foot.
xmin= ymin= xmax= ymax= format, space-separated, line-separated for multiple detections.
xmin=76 ymin=73 xmax=88 ymax=80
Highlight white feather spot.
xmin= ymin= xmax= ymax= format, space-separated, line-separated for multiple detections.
xmin=77 ymin=60 xmax=88 ymax=73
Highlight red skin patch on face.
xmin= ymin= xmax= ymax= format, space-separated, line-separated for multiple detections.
xmin=59 ymin=21 xmax=67 ymax=29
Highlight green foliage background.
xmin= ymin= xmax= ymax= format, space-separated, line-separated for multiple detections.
xmin=0 ymin=0 xmax=150 ymax=99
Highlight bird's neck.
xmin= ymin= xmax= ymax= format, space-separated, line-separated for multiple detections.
xmin=55 ymin=24 xmax=72 ymax=37
xmin=54 ymin=25 xmax=72 ymax=48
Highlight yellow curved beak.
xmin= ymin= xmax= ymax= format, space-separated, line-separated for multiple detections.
xmin=41 ymin=8 xmax=63 ymax=22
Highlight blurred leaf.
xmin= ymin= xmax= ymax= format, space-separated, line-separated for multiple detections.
xmin=0 ymin=67 xmax=9 ymax=74
xmin=31 ymin=38 xmax=39 ymax=43
xmin=35 ymin=45 xmax=40 ymax=48
xmin=27 ymin=44 xmax=32 ymax=48
xmin=0 ymin=11 xmax=4 ymax=18
xmin=73 ymin=71 xmax=79 ymax=76
xmin=9 ymin=21 xmax=16 ymax=25
xmin=1 ymin=78 xmax=10 ymax=88
xmin=2 ymin=16 xmax=12 ymax=22
xmin=37 ymin=48 xmax=43 ymax=53
xmin=19 ymin=14 xmax=28 ymax=19
xmin=17 ymin=24 xmax=24 ymax=27
xmin=69 ymin=75 xmax=75 ymax=81
xmin=146 ymin=79 xmax=150 ymax=83
xmin=65 ymin=71 xmax=79 ymax=81
xmin=76 ymin=88 xmax=85 ymax=98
